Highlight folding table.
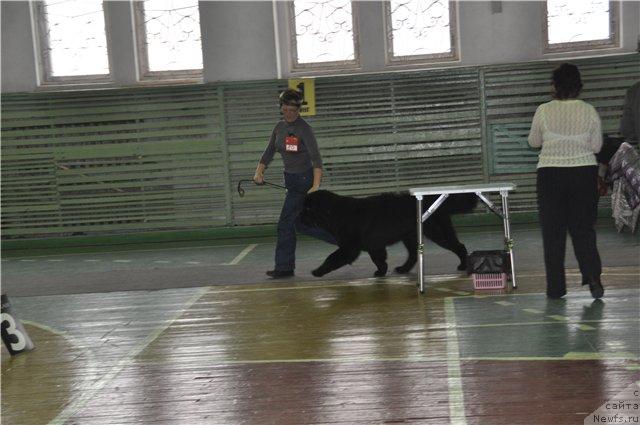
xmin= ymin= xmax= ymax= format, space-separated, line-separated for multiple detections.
xmin=409 ymin=183 xmax=517 ymax=294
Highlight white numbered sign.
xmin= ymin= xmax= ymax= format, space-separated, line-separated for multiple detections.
xmin=2 ymin=313 xmax=27 ymax=351
xmin=1 ymin=294 xmax=34 ymax=355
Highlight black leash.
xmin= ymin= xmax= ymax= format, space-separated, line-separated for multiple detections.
xmin=237 ymin=179 xmax=287 ymax=197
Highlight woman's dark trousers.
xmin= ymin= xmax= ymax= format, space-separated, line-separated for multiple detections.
xmin=536 ymin=166 xmax=601 ymax=298
xmin=275 ymin=169 xmax=337 ymax=272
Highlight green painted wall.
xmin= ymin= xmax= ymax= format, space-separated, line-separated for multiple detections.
xmin=2 ymin=54 xmax=638 ymax=242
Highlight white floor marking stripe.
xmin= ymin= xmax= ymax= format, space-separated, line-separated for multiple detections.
xmin=448 ymin=318 xmax=639 ymax=329
xmin=522 ymin=308 xmax=543 ymax=314
xmin=223 ymin=243 xmax=258 ymax=265
xmin=7 ymin=242 xmax=260 ymax=260
xmin=136 ymin=353 xmax=640 ymax=366
xmin=578 ymin=324 xmax=596 ymax=331
xmin=450 ymin=287 xmax=639 ymax=300
xmin=48 ymin=287 xmax=209 ymax=425
xmin=209 ymin=279 xmax=429 ymax=294
xmin=563 ymin=351 xmax=637 ymax=360
xmin=434 ymin=287 xmax=453 ymax=292
xmin=149 ymin=356 xmax=471 ymax=365
xmin=444 ymin=297 xmax=467 ymax=425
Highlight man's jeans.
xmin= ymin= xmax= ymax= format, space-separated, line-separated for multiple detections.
xmin=275 ymin=169 xmax=337 ymax=271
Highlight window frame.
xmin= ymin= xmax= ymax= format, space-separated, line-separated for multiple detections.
xmin=32 ymin=0 xmax=114 ymax=85
xmin=383 ymin=0 xmax=458 ymax=66
xmin=133 ymin=0 xmax=203 ymax=82
xmin=287 ymin=0 xmax=361 ymax=73
xmin=542 ymin=0 xmax=620 ymax=54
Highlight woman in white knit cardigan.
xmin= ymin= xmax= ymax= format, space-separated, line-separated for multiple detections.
xmin=528 ymin=63 xmax=604 ymax=300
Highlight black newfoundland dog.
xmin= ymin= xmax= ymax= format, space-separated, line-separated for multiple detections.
xmin=300 ymin=190 xmax=478 ymax=277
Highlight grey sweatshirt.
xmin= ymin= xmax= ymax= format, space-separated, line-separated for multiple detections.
xmin=259 ymin=117 xmax=323 ymax=173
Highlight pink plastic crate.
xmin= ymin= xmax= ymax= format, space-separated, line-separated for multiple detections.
xmin=472 ymin=273 xmax=507 ymax=290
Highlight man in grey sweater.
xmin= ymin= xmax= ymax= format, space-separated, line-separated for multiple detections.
xmin=254 ymin=89 xmax=335 ymax=278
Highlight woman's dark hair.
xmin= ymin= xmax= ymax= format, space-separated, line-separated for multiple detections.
xmin=279 ymin=89 xmax=303 ymax=107
xmin=552 ymin=63 xmax=583 ymax=99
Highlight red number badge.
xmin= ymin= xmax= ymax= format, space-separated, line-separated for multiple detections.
xmin=285 ymin=135 xmax=299 ymax=152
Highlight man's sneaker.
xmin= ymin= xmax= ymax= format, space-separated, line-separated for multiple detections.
xmin=266 ymin=269 xmax=294 ymax=278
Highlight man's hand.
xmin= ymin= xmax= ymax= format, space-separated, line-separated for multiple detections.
xmin=254 ymin=163 xmax=266 ymax=185
xmin=308 ymin=185 xmax=320 ymax=194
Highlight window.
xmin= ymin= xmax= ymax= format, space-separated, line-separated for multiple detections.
xmin=134 ymin=0 xmax=203 ymax=80
xmin=289 ymin=0 xmax=359 ymax=70
xmin=33 ymin=0 xmax=111 ymax=83
xmin=544 ymin=0 xmax=619 ymax=53
xmin=384 ymin=0 xmax=457 ymax=64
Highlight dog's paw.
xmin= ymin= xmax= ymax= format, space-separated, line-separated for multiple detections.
xmin=374 ymin=269 xmax=387 ymax=277
xmin=395 ymin=266 xmax=411 ymax=274
xmin=311 ymin=268 xmax=325 ymax=277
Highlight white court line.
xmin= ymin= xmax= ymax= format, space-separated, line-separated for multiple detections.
xmin=449 ymin=318 xmax=639 ymax=330
xmin=136 ymin=352 xmax=640 ymax=366
xmin=6 ymin=241 xmax=257 ymax=260
xmin=434 ymin=287 xmax=453 ymax=292
xmin=48 ymin=286 xmax=209 ymax=425
xmin=209 ymin=280 xmax=403 ymax=294
xmin=449 ymin=286 xmax=640 ymax=300
xmin=222 ymin=243 xmax=258 ymax=265
xmin=444 ymin=297 xmax=468 ymax=425
xmin=578 ymin=324 xmax=596 ymax=331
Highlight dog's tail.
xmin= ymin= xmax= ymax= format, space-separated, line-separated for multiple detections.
xmin=428 ymin=193 xmax=478 ymax=215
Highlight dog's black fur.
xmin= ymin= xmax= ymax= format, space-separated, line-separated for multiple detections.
xmin=300 ymin=190 xmax=478 ymax=277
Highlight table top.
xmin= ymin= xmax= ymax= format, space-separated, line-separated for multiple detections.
xmin=409 ymin=182 xmax=516 ymax=196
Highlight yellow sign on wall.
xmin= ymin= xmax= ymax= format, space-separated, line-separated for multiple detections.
xmin=288 ymin=78 xmax=316 ymax=116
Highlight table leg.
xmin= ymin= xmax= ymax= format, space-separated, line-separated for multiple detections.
xmin=416 ymin=196 xmax=424 ymax=294
xmin=500 ymin=191 xmax=517 ymax=288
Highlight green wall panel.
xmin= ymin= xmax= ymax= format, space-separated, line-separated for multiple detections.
xmin=2 ymin=54 xmax=638 ymax=238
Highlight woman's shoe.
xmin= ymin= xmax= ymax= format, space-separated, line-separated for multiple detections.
xmin=588 ymin=278 xmax=604 ymax=299
xmin=266 ymin=269 xmax=294 ymax=278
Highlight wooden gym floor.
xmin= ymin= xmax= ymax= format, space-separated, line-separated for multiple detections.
xmin=1 ymin=223 xmax=639 ymax=424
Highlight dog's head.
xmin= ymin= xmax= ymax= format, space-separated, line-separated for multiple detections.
xmin=596 ymin=136 xmax=626 ymax=165
xmin=300 ymin=190 xmax=337 ymax=230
